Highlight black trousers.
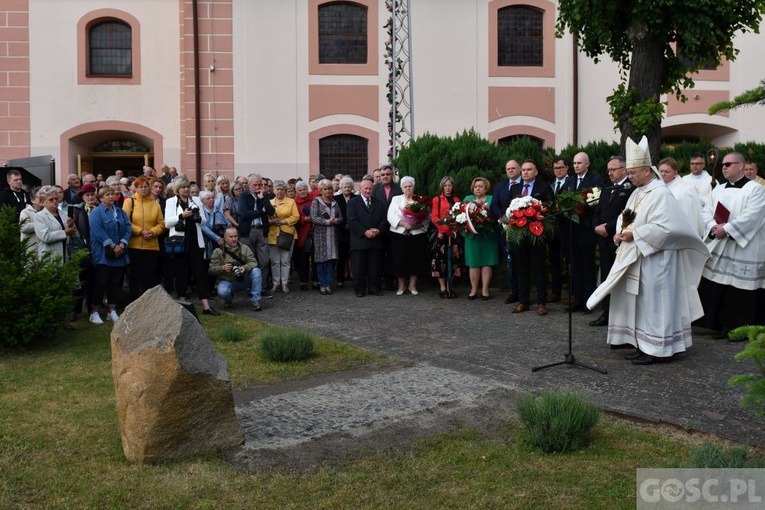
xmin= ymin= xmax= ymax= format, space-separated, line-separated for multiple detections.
xmin=548 ymin=236 xmax=563 ymax=294
xmin=172 ymin=243 xmax=210 ymax=300
xmin=92 ymin=264 xmax=125 ymax=309
xmin=128 ymin=249 xmax=159 ymax=302
xmin=570 ymin=244 xmax=596 ymax=306
xmin=351 ymin=249 xmax=381 ymax=295
xmin=516 ymin=240 xmax=547 ymax=306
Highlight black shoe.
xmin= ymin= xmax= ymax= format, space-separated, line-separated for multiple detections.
xmin=374 ymin=290 xmax=383 ymax=296
xmin=610 ymin=343 xmax=634 ymax=350
xmin=203 ymin=307 xmax=220 ymax=316
xmin=630 ymin=354 xmax=655 ymax=365
xmin=729 ymin=335 xmax=748 ymax=343
xmin=564 ymin=305 xmax=583 ymax=313
xmin=251 ymin=302 xmax=262 ymax=312
xmin=481 ymin=294 xmax=491 ymax=301
xmin=504 ymin=294 xmax=518 ymax=304
xmin=624 ymin=349 xmax=644 ymax=360
xmin=468 ymin=294 xmax=477 ymax=301
xmin=590 ymin=314 xmax=608 ymax=327
xmin=356 ymin=292 xmax=365 ymax=298
xmin=581 ymin=308 xmax=593 ymax=315
xmin=439 ymin=290 xmax=448 ymax=299
xmin=713 ymin=329 xmax=730 ymax=340
xmin=300 ymin=283 xmax=308 ymax=291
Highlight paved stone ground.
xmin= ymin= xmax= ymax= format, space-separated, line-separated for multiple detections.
xmin=225 ymin=280 xmax=764 ymax=469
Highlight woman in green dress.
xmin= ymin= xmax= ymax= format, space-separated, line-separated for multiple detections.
xmin=462 ymin=177 xmax=499 ymax=300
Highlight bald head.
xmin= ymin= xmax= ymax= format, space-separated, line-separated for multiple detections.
xmin=573 ymin=152 xmax=590 ymax=176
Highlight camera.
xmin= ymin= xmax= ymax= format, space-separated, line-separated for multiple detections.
xmin=188 ymin=205 xmax=201 ymax=224
xmin=232 ymin=265 xmax=246 ymax=281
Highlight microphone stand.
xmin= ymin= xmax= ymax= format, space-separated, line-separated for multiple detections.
xmin=532 ymin=199 xmax=607 ymax=374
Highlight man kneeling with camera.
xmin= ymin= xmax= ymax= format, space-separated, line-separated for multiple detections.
xmin=209 ymin=226 xmax=264 ymax=311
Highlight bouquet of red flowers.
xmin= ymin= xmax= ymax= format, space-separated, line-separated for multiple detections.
xmin=400 ymin=195 xmax=430 ymax=230
xmin=555 ymin=187 xmax=601 ymax=223
xmin=501 ymin=196 xmax=556 ymax=246
xmin=437 ymin=200 xmax=491 ymax=235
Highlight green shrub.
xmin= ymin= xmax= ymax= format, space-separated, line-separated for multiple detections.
xmin=219 ymin=324 xmax=247 ymax=343
xmin=394 ymin=131 xmax=765 ymax=196
xmin=728 ymin=325 xmax=765 ymax=417
xmin=516 ymin=391 xmax=600 ymax=453
xmin=0 ymin=207 xmax=81 ymax=349
xmin=690 ymin=442 xmax=765 ymax=468
xmin=260 ymin=329 xmax=315 ymax=362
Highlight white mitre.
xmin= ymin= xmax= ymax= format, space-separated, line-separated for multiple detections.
xmin=626 ymin=135 xmax=660 ymax=177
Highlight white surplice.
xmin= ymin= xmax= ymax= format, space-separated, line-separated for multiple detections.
xmin=701 ymin=180 xmax=765 ymax=291
xmin=587 ymin=179 xmax=710 ymax=357
xmin=682 ymin=171 xmax=712 ymax=208
xmin=667 ymin=176 xmax=704 ymax=238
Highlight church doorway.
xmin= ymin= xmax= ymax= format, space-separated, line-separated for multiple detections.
xmin=78 ymin=140 xmax=154 ymax=178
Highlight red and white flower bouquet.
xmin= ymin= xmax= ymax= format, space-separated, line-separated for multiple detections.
xmin=501 ymin=196 xmax=556 ymax=246
xmin=437 ymin=200 xmax=492 ymax=235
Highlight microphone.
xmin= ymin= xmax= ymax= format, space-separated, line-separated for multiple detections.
xmin=602 ymin=182 xmax=633 ymax=191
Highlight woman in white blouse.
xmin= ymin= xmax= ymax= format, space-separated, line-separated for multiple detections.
xmin=386 ymin=176 xmax=430 ymax=296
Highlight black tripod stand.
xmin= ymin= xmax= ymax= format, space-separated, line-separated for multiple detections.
xmin=532 ymin=203 xmax=607 ymax=374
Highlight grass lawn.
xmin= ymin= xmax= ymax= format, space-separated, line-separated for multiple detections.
xmin=0 ymin=313 xmax=758 ymax=509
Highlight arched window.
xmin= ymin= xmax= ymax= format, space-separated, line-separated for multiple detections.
xmin=498 ymin=134 xmax=544 ymax=150
xmin=497 ymin=6 xmax=543 ymax=67
xmin=319 ymin=134 xmax=368 ymax=181
xmin=89 ymin=20 xmax=132 ymax=76
xmin=318 ymin=2 xmax=368 ymax=64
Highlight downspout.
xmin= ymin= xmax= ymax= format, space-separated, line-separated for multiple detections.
xmin=192 ymin=0 xmax=202 ymax=184
xmin=572 ymin=38 xmax=579 ymax=147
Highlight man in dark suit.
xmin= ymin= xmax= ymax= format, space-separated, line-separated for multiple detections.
xmin=372 ymin=164 xmax=402 ymax=289
xmin=590 ymin=156 xmax=634 ymax=326
xmin=348 ymin=177 xmax=388 ymax=297
xmin=372 ymin=164 xmax=402 ymax=206
xmin=509 ymin=160 xmax=554 ymax=316
xmin=490 ymin=159 xmax=522 ymax=304
xmin=237 ymin=173 xmax=275 ymax=296
xmin=562 ymin=152 xmax=604 ymax=313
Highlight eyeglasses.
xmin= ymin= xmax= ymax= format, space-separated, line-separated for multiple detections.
xmin=607 ymin=166 xmax=625 ymax=172
xmin=722 ymin=162 xmax=741 ymax=168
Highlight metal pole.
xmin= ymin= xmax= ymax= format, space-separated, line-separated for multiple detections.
xmin=390 ymin=0 xmax=398 ymax=161
xmin=406 ymin=0 xmax=414 ymax=140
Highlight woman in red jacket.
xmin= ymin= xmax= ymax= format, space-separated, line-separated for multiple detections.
xmin=430 ymin=176 xmax=462 ymax=298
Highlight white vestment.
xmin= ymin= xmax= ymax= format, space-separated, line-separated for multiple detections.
xmin=587 ymin=179 xmax=710 ymax=357
xmin=701 ymin=180 xmax=765 ymax=290
xmin=682 ymin=171 xmax=712 ymax=208
xmin=667 ymin=176 xmax=704 ymax=238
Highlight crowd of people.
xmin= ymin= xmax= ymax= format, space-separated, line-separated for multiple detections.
xmin=2 ymin=150 xmax=764 ymax=363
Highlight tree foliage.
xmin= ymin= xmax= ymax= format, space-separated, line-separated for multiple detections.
xmin=709 ymin=79 xmax=765 ymax=114
xmin=557 ymin=0 xmax=765 ymax=159
xmin=0 ymin=207 xmax=81 ymax=349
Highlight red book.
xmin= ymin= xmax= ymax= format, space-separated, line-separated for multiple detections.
xmin=714 ymin=202 xmax=730 ymax=224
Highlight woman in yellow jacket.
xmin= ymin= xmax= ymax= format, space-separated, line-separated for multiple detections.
xmin=123 ymin=176 xmax=166 ymax=302
xmin=268 ymin=180 xmax=299 ymax=293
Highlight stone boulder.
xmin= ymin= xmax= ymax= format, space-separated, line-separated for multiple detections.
xmin=111 ymin=286 xmax=243 ymax=463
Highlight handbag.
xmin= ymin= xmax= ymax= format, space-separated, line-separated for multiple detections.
xmin=67 ymin=235 xmax=92 ymax=267
xmin=277 ymin=229 xmax=294 ymax=250
xmin=426 ymin=223 xmax=439 ymax=255
xmin=165 ymin=235 xmax=187 ymax=255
